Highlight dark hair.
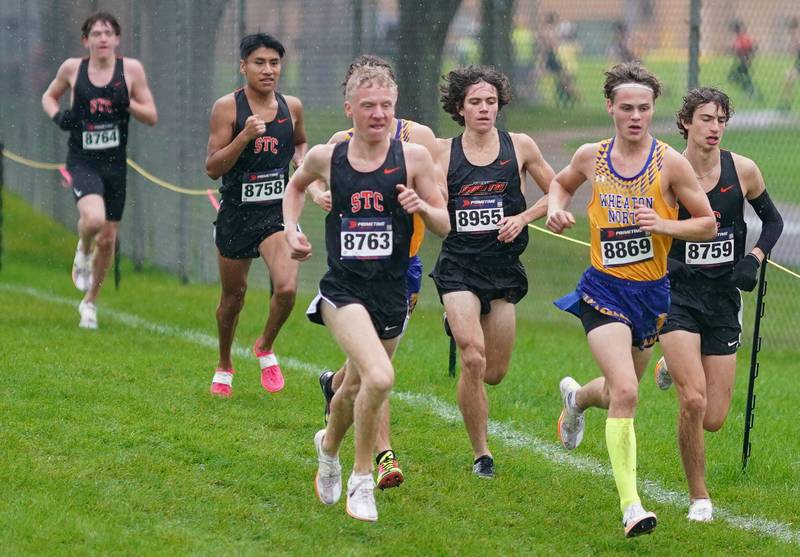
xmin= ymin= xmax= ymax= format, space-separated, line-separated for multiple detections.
xmin=81 ymin=12 xmax=121 ymax=38
xmin=341 ymin=55 xmax=395 ymax=94
xmin=603 ymin=62 xmax=662 ymax=100
xmin=544 ymin=12 xmax=558 ymax=25
xmin=676 ymin=87 xmax=734 ymax=139
xmin=440 ymin=65 xmax=512 ymax=126
xmin=240 ymin=33 xmax=285 ymax=60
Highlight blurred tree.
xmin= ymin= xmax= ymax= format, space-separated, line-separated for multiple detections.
xmin=396 ymin=0 xmax=462 ymax=134
xmin=480 ymin=0 xmax=514 ymax=73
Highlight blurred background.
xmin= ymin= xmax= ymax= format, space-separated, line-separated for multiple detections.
xmin=1 ymin=0 xmax=798 ymax=352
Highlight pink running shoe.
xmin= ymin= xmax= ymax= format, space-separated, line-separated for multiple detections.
xmin=254 ymin=343 xmax=285 ymax=393
xmin=210 ymin=368 xmax=234 ymax=397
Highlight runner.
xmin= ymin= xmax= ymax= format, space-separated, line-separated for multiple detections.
xmin=432 ymin=65 xmax=555 ymax=478
xmin=309 ymin=54 xmax=442 ymax=490
xmin=548 ymin=62 xmax=716 ymax=537
xmin=655 ymin=87 xmax=784 ymax=522
xmin=282 ymin=65 xmax=449 ymax=521
xmin=205 ymin=33 xmax=307 ymax=397
xmin=41 ymin=11 xmax=157 ymax=328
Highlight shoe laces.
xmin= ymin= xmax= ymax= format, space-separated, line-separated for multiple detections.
xmin=349 ymin=476 xmax=375 ymax=503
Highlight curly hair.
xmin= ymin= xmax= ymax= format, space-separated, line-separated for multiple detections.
xmin=81 ymin=12 xmax=120 ymax=38
xmin=603 ymin=62 xmax=662 ymax=101
xmin=440 ymin=65 xmax=512 ymax=126
xmin=676 ymin=87 xmax=734 ymax=139
xmin=341 ymin=55 xmax=396 ymax=95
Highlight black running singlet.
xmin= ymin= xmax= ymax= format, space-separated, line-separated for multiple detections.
xmin=67 ymin=57 xmax=130 ymax=164
xmin=220 ymin=89 xmax=295 ymax=207
xmin=442 ymin=131 xmax=527 ymax=258
xmin=670 ymin=150 xmax=747 ymax=280
xmin=326 ymin=140 xmax=413 ymax=281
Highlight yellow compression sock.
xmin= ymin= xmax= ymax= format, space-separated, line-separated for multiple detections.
xmin=606 ymin=417 xmax=640 ymax=513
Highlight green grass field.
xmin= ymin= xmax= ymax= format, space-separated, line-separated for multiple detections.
xmin=2 ymin=190 xmax=800 ymax=555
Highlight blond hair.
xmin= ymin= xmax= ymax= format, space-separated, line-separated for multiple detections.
xmin=344 ymin=65 xmax=397 ymax=101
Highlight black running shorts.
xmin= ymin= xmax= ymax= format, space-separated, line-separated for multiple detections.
xmin=66 ymin=159 xmax=127 ymax=221
xmin=430 ymin=252 xmax=528 ymax=314
xmin=660 ymin=280 xmax=742 ymax=355
xmin=214 ymin=200 xmax=284 ymax=259
xmin=306 ymin=271 xmax=408 ymax=340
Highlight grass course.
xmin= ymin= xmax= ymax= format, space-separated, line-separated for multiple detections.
xmin=1 ymin=191 xmax=799 ymax=555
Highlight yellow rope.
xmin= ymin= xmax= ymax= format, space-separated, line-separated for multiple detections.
xmin=527 ymin=223 xmax=590 ymax=248
xmin=124 ymin=158 xmax=208 ymax=196
xmin=4 ymin=148 xmax=800 ymax=280
xmin=2 ymin=149 xmax=63 ymax=170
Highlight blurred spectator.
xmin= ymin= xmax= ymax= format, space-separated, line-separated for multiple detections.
xmin=540 ymin=12 xmax=578 ymax=107
xmin=609 ymin=20 xmax=637 ymax=63
xmin=511 ymin=14 xmax=536 ymax=102
xmin=727 ymin=19 xmax=759 ymax=99
xmin=780 ymin=17 xmax=800 ymax=110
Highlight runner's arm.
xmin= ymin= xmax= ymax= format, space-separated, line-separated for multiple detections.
xmin=546 ymin=143 xmax=593 ymax=233
xmin=306 ymin=129 xmax=349 ymax=211
xmin=125 ymin=58 xmax=158 ymax=126
xmin=205 ymin=95 xmax=255 ymax=180
xmin=401 ymin=144 xmax=450 ymax=238
xmin=738 ymin=155 xmax=783 ymax=262
xmin=283 ymin=145 xmax=331 ymax=260
xmin=287 ymin=95 xmax=308 ymax=169
xmin=42 ymin=59 xmax=77 ymax=121
xmin=638 ymin=150 xmax=715 ymax=241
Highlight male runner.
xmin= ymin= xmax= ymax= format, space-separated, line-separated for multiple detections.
xmin=205 ymin=33 xmax=307 ymax=397
xmin=309 ymin=54 xmax=441 ymax=490
xmin=283 ymin=66 xmax=449 ymax=521
xmin=548 ymin=62 xmax=716 ymax=537
xmin=654 ymin=87 xmax=784 ymax=522
xmin=42 ymin=11 xmax=157 ymax=329
xmin=432 ymin=65 xmax=555 ymax=478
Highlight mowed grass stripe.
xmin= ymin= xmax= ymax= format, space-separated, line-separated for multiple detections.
xmin=4 ymin=282 xmax=798 ymax=548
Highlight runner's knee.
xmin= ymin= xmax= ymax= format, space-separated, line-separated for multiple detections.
xmin=460 ymin=342 xmax=486 ymax=378
xmin=679 ymin=388 xmax=707 ymax=420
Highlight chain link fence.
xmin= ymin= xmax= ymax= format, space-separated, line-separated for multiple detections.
xmin=1 ymin=0 xmax=797 ymax=354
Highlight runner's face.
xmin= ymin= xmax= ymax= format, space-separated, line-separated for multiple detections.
xmin=460 ymin=82 xmax=498 ymax=132
xmin=684 ymin=102 xmax=726 ymax=151
xmin=345 ymin=84 xmax=396 ymax=142
xmin=607 ymin=87 xmax=654 ymax=143
xmin=82 ymin=21 xmax=119 ymax=60
xmin=240 ymin=47 xmax=281 ymax=94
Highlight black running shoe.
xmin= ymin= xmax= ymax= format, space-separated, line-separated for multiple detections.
xmin=473 ymin=455 xmax=495 ymax=478
xmin=319 ymin=370 xmax=335 ymax=425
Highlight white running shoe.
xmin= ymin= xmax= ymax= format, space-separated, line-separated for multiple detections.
xmin=654 ymin=356 xmax=673 ymax=391
xmin=71 ymin=241 xmax=94 ymax=293
xmin=78 ymin=300 xmax=98 ymax=329
xmin=687 ymin=498 xmax=713 ymax=522
xmin=314 ymin=429 xmax=341 ymax=505
xmin=623 ymin=501 xmax=657 ymax=537
xmin=558 ymin=376 xmax=585 ymax=450
xmin=346 ymin=472 xmax=377 ymax=522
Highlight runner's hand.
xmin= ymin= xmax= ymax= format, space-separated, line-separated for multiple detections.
xmin=497 ymin=214 xmax=525 ymax=243
xmin=634 ymin=206 xmax=664 ymax=234
xmin=242 ymin=115 xmax=266 ymax=141
xmin=731 ymin=253 xmax=760 ymax=291
xmin=52 ymin=110 xmax=80 ymax=131
xmin=286 ymin=229 xmax=312 ymax=261
xmin=397 ymin=184 xmax=425 ymax=214
xmin=311 ymin=190 xmax=332 ymax=212
xmin=546 ymin=209 xmax=575 ymax=234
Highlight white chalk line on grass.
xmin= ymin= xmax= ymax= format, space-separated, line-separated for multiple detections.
xmin=3 ymin=282 xmax=798 ymax=546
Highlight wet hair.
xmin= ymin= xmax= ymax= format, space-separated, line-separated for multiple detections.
xmin=440 ymin=65 xmax=512 ymax=126
xmin=81 ymin=12 xmax=121 ymax=38
xmin=344 ymin=65 xmax=397 ymax=102
xmin=341 ymin=55 xmax=396 ymax=95
xmin=676 ymin=87 xmax=734 ymax=139
xmin=240 ymin=33 xmax=285 ymax=60
xmin=603 ymin=61 xmax=662 ymax=101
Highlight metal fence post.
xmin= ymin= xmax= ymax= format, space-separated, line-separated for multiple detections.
xmin=742 ymin=255 xmax=770 ymax=471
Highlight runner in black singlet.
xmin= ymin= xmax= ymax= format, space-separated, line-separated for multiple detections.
xmin=42 ymin=11 xmax=157 ymax=329
xmin=205 ymin=33 xmax=308 ymax=398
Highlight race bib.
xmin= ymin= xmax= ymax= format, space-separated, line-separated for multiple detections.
xmin=600 ymin=225 xmax=653 ymax=267
xmin=82 ymin=122 xmax=120 ymax=150
xmin=685 ymin=227 xmax=734 ymax=266
xmin=455 ymin=195 xmax=504 ymax=233
xmin=340 ymin=218 xmax=393 ymax=259
xmin=241 ymin=169 xmax=286 ymax=203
